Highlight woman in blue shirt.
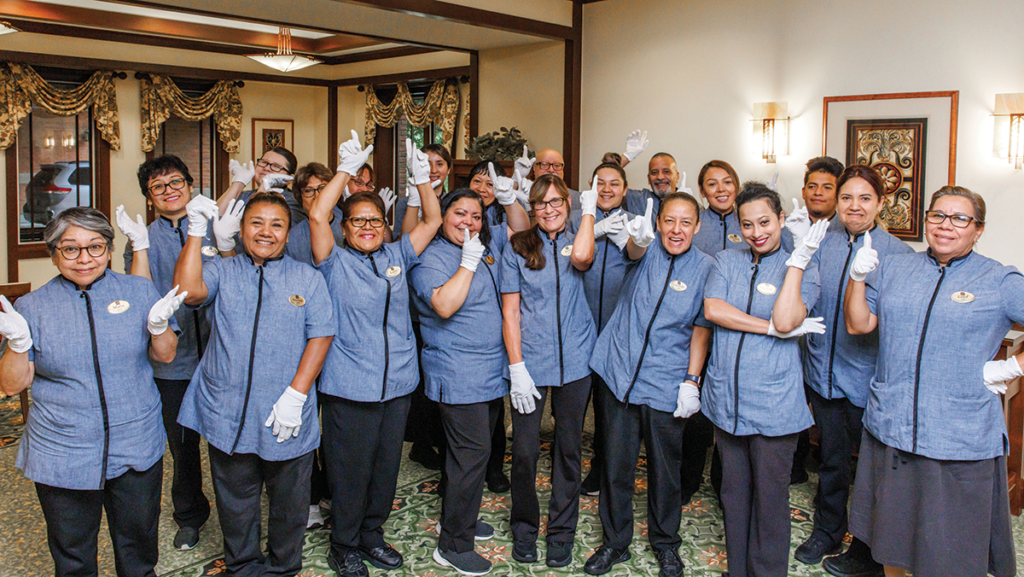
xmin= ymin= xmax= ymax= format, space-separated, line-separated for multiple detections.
xmin=285 ymin=162 xmax=346 ymax=266
xmin=844 ymin=186 xmax=1021 ymax=577
xmin=500 ymin=173 xmax=597 ymax=568
xmin=0 ymin=207 xmax=183 ymax=577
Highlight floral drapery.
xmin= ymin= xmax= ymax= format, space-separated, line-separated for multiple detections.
xmin=139 ymin=74 xmax=243 ymax=153
xmin=0 ymin=63 xmax=121 ymax=151
xmin=363 ymin=79 xmax=460 ymax=152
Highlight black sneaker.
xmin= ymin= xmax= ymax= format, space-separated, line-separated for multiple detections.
xmin=434 ymin=518 xmax=495 ymax=541
xmin=433 ymin=547 xmax=493 ymax=576
xmin=511 ymin=539 xmax=538 ymax=563
xmin=173 ymin=526 xmax=200 ymax=550
xmin=823 ymin=549 xmax=884 ymax=577
xmin=327 ymin=550 xmax=369 ymax=577
xmin=794 ymin=533 xmax=843 ymax=565
xmin=584 ymin=545 xmax=631 ymax=575
xmin=580 ymin=470 xmax=601 ymax=496
xmin=409 ymin=444 xmax=443 ymax=470
xmin=546 ymin=541 xmax=573 ymax=568
xmin=486 ymin=473 xmax=511 ymax=494
xmin=656 ymin=547 xmax=684 ymax=577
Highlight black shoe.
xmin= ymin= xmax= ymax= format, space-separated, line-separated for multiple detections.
xmin=656 ymin=547 xmax=684 ymax=577
xmin=409 ymin=445 xmax=443 ymax=470
xmin=327 ymin=550 xmax=369 ymax=577
xmin=486 ymin=473 xmax=511 ymax=494
xmin=584 ymin=545 xmax=631 ymax=575
xmin=512 ymin=539 xmax=538 ymax=563
xmin=172 ymin=526 xmax=200 ymax=550
xmin=434 ymin=518 xmax=495 ymax=540
xmin=790 ymin=468 xmax=810 ymax=485
xmin=580 ymin=470 xmax=601 ymax=496
xmin=433 ymin=547 xmax=493 ymax=576
xmin=794 ymin=534 xmax=843 ymax=565
xmin=358 ymin=545 xmax=403 ymax=570
xmin=823 ymin=549 xmax=884 ymax=577
xmin=546 ymin=541 xmax=573 ymax=568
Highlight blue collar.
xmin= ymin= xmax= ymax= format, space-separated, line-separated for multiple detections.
xmin=926 ymin=247 xmax=973 ymax=268
xmin=60 ymin=270 xmax=108 ymax=291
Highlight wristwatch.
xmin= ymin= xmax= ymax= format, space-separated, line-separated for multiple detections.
xmin=684 ymin=374 xmax=702 ymax=386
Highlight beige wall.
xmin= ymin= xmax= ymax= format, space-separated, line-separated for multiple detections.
xmin=582 ymin=0 xmax=1024 ymax=268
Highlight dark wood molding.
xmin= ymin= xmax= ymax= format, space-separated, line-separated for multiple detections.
xmin=469 ymin=51 xmax=479 ymax=148
xmin=328 ymin=86 xmax=339 ymax=168
xmin=562 ymin=1 xmax=582 ymax=189
xmin=5 ymin=144 xmax=19 ymax=283
xmin=319 ymin=46 xmax=438 ymax=65
xmin=333 ymin=66 xmax=470 ymax=87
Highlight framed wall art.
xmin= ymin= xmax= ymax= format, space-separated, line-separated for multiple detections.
xmin=823 ymin=91 xmax=958 ymax=242
xmin=251 ymin=118 xmax=293 ymax=158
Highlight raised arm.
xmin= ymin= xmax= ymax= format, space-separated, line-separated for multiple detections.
xmin=489 ymin=162 xmax=531 ymax=233
xmin=843 ymin=230 xmax=879 ymax=335
xmin=571 ymin=182 xmax=597 ymax=271
xmin=115 ymin=205 xmax=152 ymax=280
xmin=311 ymin=130 xmax=372 ymax=265
xmin=173 ymin=196 xmax=218 ymax=306
xmin=217 ymin=160 xmax=256 ymax=215
xmin=146 ymin=286 xmax=184 ymax=364
xmin=406 ymin=139 xmax=443 ymax=255
xmin=430 ymin=230 xmax=484 ymax=318
xmin=772 ymin=218 xmax=828 ymax=332
xmin=624 ymin=198 xmax=655 ymax=261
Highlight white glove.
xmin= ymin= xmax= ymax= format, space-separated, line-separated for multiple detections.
xmin=509 ymin=362 xmax=542 ymax=414
xmin=0 ymin=295 xmax=32 ymax=353
xmin=378 ymin=187 xmax=397 ymax=214
xmin=786 ymin=218 xmax=829 ymax=270
xmin=593 ymin=211 xmax=628 ymax=240
xmin=147 ymin=285 xmax=188 ymax=336
xmin=625 ymin=198 xmax=656 ymax=248
xmin=623 ymin=129 xmax=649 ymax=162
xmin=262 ymin=173 xmax=293 ymax=193
xmin=460 ymin=229 xmax=485 ymax=272
xmin=849 ymin=231 xmax=878 ymax=282
xmin=264 ymin=386 xmax=307 ymax=443
xmin=767 ymin=316 xmax=826 ymax=339
xmin=673 ymin=382 xmax=701 ymax=418
xmin=513 ymin=175 xmax=533 ymax=206
xmin=785 ymin=197 xmax=811 ymax=247
xmin=406 ymin=138 xmax=431 ymax=186
xmin=212 ymin=198 xmax=244 ymax=252
xmin=767 ymin=170 xmax=780 ymax=192
xmin=579 ymin=179 xmax=599 ymax=217
xmin=677 ymin=171 xmax=693 ymax=195
xmin=115 ymin=205 xmax=149 ymax=252
xmin=406 ymin=179 xmax=441 ymax=209
xmin=489 ymin=163 xmax=518 ymax=206
xmin=185 ymin=196 xmax=218 ymax=238
xmin=983 ymin=356 xmax=1024 ymax=395
xmin=337 ymin=129 xmax=374 ymax=177
xmin=229 ymin=159 xmax=256 ymax=187
xmin=513 ymin=144 xmax=534 ymax=183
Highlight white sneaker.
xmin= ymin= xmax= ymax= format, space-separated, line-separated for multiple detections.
xmin=307 ymin=504 xmax=326 ymax=529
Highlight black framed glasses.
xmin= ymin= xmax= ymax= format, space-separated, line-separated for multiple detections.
xmin=925 ymin=211 xmax=981 ymax=228
xmin=531 ymin=197 xmax=566 ymax=211
xmin=301 ymin=184 xmax=327 ymax=198
xmin=147 ymin=177 xmax=188 ymax=197
xmin=535 ymin=162 xmax=564 ymax=171
xmin=346 ymin=217 xmax=386 ymax=229
xmin=56 ymin=243 xmax=108 ymax=260
xmin=257 ymin=158 xmax=288 ymax=173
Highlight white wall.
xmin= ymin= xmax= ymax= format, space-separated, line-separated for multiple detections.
xmin=582 ymin=0 xmax=1024 ymax=268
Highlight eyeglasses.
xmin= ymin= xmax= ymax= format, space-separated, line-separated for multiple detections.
xmin=56 ymin=243 xmax=108 ymax=260
xmin=531 ymin=197 xmax=566 ymax=210
xmin=536 ymin=162 xmax=564 ymax=171
xmin=301 ymin=184 xmax=326 ymax=198
xmin=257 ymin=158 xmax=289 ymax=173
xmin=925 ymin=210 xmax=981 ymax=228
xmin=346 ymin=217 xmax=386 ymax=229
xmin=148 ymin=177 xmax=188 ymax=197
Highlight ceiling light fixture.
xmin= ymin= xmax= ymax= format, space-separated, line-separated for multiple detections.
xmin=248 ymin=27 xmax=321 ymax=73
xmin=0 ymin=20 xmax=20 ymax=36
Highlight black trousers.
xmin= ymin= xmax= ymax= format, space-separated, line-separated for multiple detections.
xmin=438 ymin=399 xmax=500 ymax=552
xmin=598 ymin=382 xmax=685 ymax=552
xmin=510 ymin=375 xmax=591 ymax=545
xmin=583 ymin=373 xmax=608 ymax=485
xmin=208 ymin=445 xmax=312 ymax=577
xmin=806 ymin=387 xmax=865 ymax=545
xmin=486 ymin=399 xmax=508 ymax=480
xmin=716 ymin=428 xmax=799 ymax=577
xmin=309 ymin=395 xmax=329 ymax=507
xmin=406 ymin=323 xmax=445 ymax=457
xmin=679 ymin=410 xmax=716 ymax=498
xmin=36 ymin=460 xmax=163 ymax=577
xmin=322 ymin=392 xmax=411 ymax=556
xmin=155 ymin=378 xmax=211 ymax=530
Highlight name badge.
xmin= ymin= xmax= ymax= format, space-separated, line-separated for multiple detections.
xmin=728 ymin=234 xmax=742 ymax=243
xmin=756 ymin=283 xmax=777 ymax=295
xmin=289 ymin=295 xmax=306 ymax=307
xmin=107 ymin=300 xmax=130 ymax=314
xmin=561 ymin=245 xmax=573 ymax=257
xmin=386 ymin=266 xmax=402 ymax=278
xmin=670 ymin=280 xmax=687 ymax=292
xmin=201 ymin=246 xmax=219 ymax=257
xmin=484 ymin=255 xmax=495 ymax=265
xmin=951 ymin=291 xmax=975 ymax=304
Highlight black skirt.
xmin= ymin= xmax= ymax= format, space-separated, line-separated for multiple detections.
xmin=849 ymin=430 xmax=1016 ymax=577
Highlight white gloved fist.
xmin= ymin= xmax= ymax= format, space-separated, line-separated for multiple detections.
xmin=148 ymin=285 xmax=187 ymax=336
xmin=406 ymin=138 xmax=431 ymax=186
xmin=786 ymin=218 xmax=829 ymax=270
xmin=513 ymin=145 xmax=534 ymax=183
xmin=212 ymin=199 xmax=244 ymax=252
xmin=262 ymin=173 xmax=293 ymax=193
xmin=849 ymin=230 xmax=879 ymax=282
xmin=378 ymin=187 xmax=397 ymax=214
xmin=625 ymin=198 xmax=656 ymax=248
xmin=768 ymin=316 xmax=826 ymax=339
xmin=0 ymin=295 xmax=32 ymax=353
xmin=513 ymin=175 xmax=533 ymax=206
xmin=265 ymin=386 xmax=307 ymax=443
xmin=677 ymin=171 xmax=693 ymax=195
xmin=593 ymin=211 xmax=628 ymax=240
xmin=509 ymin=362 xmax=542 ymax=414
xmin=229 ymin=159 xmax=256 ymax=187
xmin=579 ymin=179 xmax=599 ymax=217
xmin=337 ymin=130 xmax=374 ymax=177
xmin=983 ymin=356 xmax=1024 ymax=395
xmin=489 ymin=163 xmax=518 ymax=206
xmin=185 ymin=196 xmax=218 ymax=238
xmin=674 ymin=382 xmax=701 ymax=418
xmin=785 ymin=197 xmax=811 ymax=247
xmin=115 ymin=205 xmax=149 ymax=252
xmin=459 ymin=229 xmax=485 ymax=273
xmin=623 ymin=129 xmax=649 ymax=162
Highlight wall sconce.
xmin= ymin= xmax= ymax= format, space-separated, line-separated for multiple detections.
xmin=61 ymin=135 xmax=75 ymax=148
xmin=994 ymin=93 xmax=1024 ymax=169
xmin=752 ymin=102 xmax=789 ymax=163
xmin=44 ymin=136 xmax=55 ymax=148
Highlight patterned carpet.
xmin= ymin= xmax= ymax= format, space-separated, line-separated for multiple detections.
xmin=2 ymin=394 xmax=1023 ymax=576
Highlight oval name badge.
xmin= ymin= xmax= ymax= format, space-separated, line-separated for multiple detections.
xmin=108 ymin=300 xmax=130 ymax=314
xmin=951 ymin=291 xmax=975 ymax=304
xmin=386 ymin=266 xmax=402 ymax=278
xmin=484 ymin=255 xmax=495 ymax=265
xmin=670 ymin=280 xmax=687 ymax=292
xmin=756 ymin=282 xmax=777 ymax=295
xmin=289 ymin=295 xmax=306 ymax=307
xmin=201 ymin=246 xmax=219 ymax=257
xmin=728 ymin=234 xmax=742 ymax=243
xmin=561 ymin=245 xmax=573 ymax=257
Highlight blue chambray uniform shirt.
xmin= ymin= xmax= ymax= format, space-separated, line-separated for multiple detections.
xmin=124 ymin=214 xmax=217 ymax=381
xmin=692 ymin=207 xmax=745 ymax=256
xmin=568 ymin=207 xmax=639 ymax=333
xmin=803 ymin=226 xmax=912 ymax=407
xmin=177 ymin=254 xmax=334 ymax=460
xmin=499 ymin=227 xmax=597 ymax=388
xmin=624 ymin=188 xmax=660 ymax=218
xmin=863 ymin=250 xmax=1024 ymax=461
xmin=701 ymin=247 xmax=820 ymax=436
xmin=15 ymin=272 xmax=173 ymax=489
xmin=410 ymin=226 xmax=509 ymax=404
xmin=590 ymin=237 xmax=714 ymax=413
xmin=285 ymin=206 xmax=346 ymax=265
xmin=232 ymin=188 xmax=306 ymax=254
xmin=315 ymin=235 xmax=421 ymax=402
xmin=393 ymin=195 xmax=411 ymax=238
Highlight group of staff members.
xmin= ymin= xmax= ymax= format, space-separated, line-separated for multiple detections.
xmin=0 ymin=126 xmax=1021 ymax=577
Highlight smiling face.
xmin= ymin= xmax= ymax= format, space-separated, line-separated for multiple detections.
xmin=925 ymin=195 xmax=983 ymax=264
xmin=802 ymin=170 xmax=838 ymax=220
xmin=427 ymin=152 xmax=450 ymax=186
xmin=241 ymin=202 xmax=289 ymax=263
xmin=647 ymin=156 xmax=679 ymax=197
xmin=837 ymin=176 xmax=880 ymax=234
xmin=342 ymin=201 xmax=386 ymax=254
xmin=299 ymin=175 xmax=325 ymax=213
xmin=594 ymin=167 xmax=626 ymax=212
xmin=52 ymin=225 xmax=111 ymax=288
xmin=146 ymin=170 xmax=192 ymax=217
xmin=659 ymin=198 xmax=701 ymax=255
xmin=701 ymin=167 xmax=737 ymax=214
xmin=255 ymin=150 xmax=291 ymax=183
xmin=533 ymin=184 xmax=569 ymax=234
xmin=533 ymin=149 xmax=565 ymax=179
xmin=738 ymin=198 xmax=783 ymax=255
xmin=442 ymin=197 xmax=484 ymax=247
xmin=468 ymin=173 xmax=495 ymax=206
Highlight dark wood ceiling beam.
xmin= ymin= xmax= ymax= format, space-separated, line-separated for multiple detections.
xmin=334 ymin=66 xmax=470 ymax=87
xmin=319 ymin=46 xmax=437 ymax=65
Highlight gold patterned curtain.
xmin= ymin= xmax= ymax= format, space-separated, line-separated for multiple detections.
xmin=0 ymin=63 xmax=121 ymax=151
xmin=363 ymin=79 xmax=460 ymax=152
xmin=139 ymin=74 xmax=242 ymax=153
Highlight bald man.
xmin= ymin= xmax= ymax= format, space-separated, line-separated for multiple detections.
xmin=531 ymin=149 xmax=580 ymax=210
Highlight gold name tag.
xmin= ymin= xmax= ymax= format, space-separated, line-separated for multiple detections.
xmin=951 ymin=291 xmax=975 ymax=303
xmin=485 ymin=255 xmax=495 ymax=265
xmin=386 ymin=266 xmax=402 ymax=278
xmin=201 ymin=246 xmax=219 ymax=257
xmin=289 ymin=295 xmax=306 ymax=307
xmin=670 ymin=280 xmax=687 ymax=292
xmin=561 ymin=245 xmax=573 ymax=257
xmin=756 ymin=283 xmax=777 ymax=295
xmin=728 ymin=234 xmax=742 ymax=243
xmin=107 ymin=300 xmax=130 ymax=314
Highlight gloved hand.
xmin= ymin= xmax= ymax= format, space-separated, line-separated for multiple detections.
xmin=0 ymin=295 xmax=32 ymax=353
xmin=337 ymin=129 xmax=374 ymax=177
xmin=115 ymin=205 xmax=149 ymax=252
xmin=673 ymin=382 xmax=701 ymax=418
xmin=849 ymin=231 xmax=878 ymax=282
xmin=147 ymin=285 xmax=188 ymax=336
xmin=767 ymin=316 xmax=826 ymax=339
xmin=579 ymin=179 xmax=599 ymax=217
xmin=625 ymin=198 xmax=656 ymax=248
xmin=378 ymin=187 xmax=397 ymax=214
xmin=785 ymin=197 xmax=811 ymax=246
xmin=767 ymin=170 xmax=780 ymax=192
xmin=185 ymin=196 xmax=218 ymax=238
xmin=489 ymin=162 xmax=518 ymax=206
xmin=460 ymin=228 xmax=485 ymax=272
xmin=593 ymin=210 xmax=628 ymax=240
xmin=264 ymin=386 xmax=307 ymax=443
xmin=262 ymin=173 xmax=293 ymax=193
xmin=677 ymin=171 xmax=693 ymax=195
xmin=509 ymin=362 xmax=542 ymax=414
xmin=229 ymin=159 xmax=256 ymax=186
xmin=983 ymin=356 xmax=1024 ymax=395
xmin=212 ymin=199 xmax=244 ymax=252
xmin=406 ymin=138 xmax=431 ymax=186
xmin=406 ymin=178 xmax=441 ymax=209
xmin=623 ymin=129 xmax=649 ymax=162
xmin=513 ymin=175 xmax=533 ymax=206
xmin=785 ymin=218 xmax=829 ymax=270
xmin=513 ymin=144 xmax=534 ymax=183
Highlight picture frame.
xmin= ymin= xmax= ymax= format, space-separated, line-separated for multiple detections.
xmin=251 ymin=118 xmax=294 ymax=158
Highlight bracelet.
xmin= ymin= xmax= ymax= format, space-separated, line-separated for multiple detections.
xmin=684 ymin=374 xmax=702 ymax=386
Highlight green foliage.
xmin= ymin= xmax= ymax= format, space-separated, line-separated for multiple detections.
xmin=465 ymin=126 xmax=531 ymax=161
